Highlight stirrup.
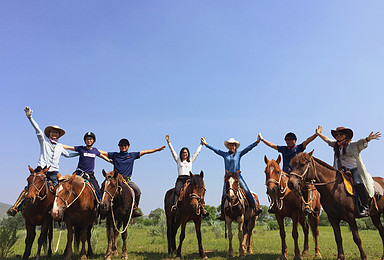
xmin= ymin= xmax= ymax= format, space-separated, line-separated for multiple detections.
xmin=304 ymin=206 xmax=312 ymax=214
xmin=216 ymin=213 xmax=225 ymax=221
xmin=6 ymin=207 xmax=17 ymax=217
xmin=171 ymin=205 xmax=178 ymax=213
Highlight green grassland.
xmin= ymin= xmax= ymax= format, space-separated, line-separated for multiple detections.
xmin=5 ymin=223 xmax=384 ymax=259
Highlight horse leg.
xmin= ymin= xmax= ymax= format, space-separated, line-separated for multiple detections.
xmin=193 ymin=218 xmax=207 ymax=259
xmin=298 ymin=214 xmax=309 ymax=258
xmin=36 ymin=222 xmax=49 ymax=260
xmin=276 ymin=214 xmax=288 ymax=260
xmin=23 ymin=222 xmax=36 ymax=260
xmin=237 ymin=217 xmax=245 ymax=257
xmin=309 ymin=213 xmax=321 ymax=258
xmin=112 ymin=223 xmax=120 ymax=256
xmin=227 ymin=220 xmax=234 ymax=258
xmin=371 ymin=213 xmax=384 ymax=260
xmin=171 ymin=216 xmax=180 ymax=253
xmin=121 ymin=225 xmax=128 ymax=260
xmin=348 ymin=219 xmax=367 ymax=260
xmin=47 ymin=220 xmax=53 ymax=257
xmin=64 ymin=224 xmax=74 ymax=260
xmin=176 ymin=220 xmax=187 ymax=258
xmin=105 ymin=219 xmax=114 ymax=260
xmin=329 ymin=217 xmax=345 ymax=260
xmin=86 ymin=225 xmax=94 ymax=257
xmin=79 ymin=227 xmax=87 ymax=260
xmin=245 ymin=214 xmax=256 ymax=254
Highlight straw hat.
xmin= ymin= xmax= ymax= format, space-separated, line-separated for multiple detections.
xmin=224 ymin=138 xmax=240 ymax=149
xmin=331 ymin=127 xmax=353 ymax=140
xmin=44 ymin=125 xmax=65 ymax=138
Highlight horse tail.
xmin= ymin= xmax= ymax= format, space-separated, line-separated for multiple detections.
xmin=74 ymin=226 xmax=81 ymax=253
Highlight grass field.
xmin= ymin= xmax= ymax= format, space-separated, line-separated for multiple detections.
xmin=5 ymin=223 xmax=384 ymax=259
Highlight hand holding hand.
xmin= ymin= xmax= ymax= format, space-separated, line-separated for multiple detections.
xmin=201 ymin=137 xmax=207 ymax=146
xmin=258 ymin=132 xmax=263 ymax=141
xmin=316 ymin=126 xmax=323 ymax=135
xmin=24 ymin=106 xmax=33 ymax=118
xmin=165 ymin=135 xmax=170 ymax=143
xmin=256 ymin=133 xmax=261 ymax=143
xmin=158 ymin=146 xmax=166 ymax=151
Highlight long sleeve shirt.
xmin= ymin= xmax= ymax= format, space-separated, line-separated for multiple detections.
xmin=28 ymin=116 xmax=78 ymax=172
xmin=167 ymin=141 xmax=202 ymax=177
xmin=206 ymin=141 xmax=258 ymax=173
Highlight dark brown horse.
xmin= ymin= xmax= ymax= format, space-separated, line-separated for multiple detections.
xmin=100 ymin=169 xmax=134 ymax=260
xmin=223 ymin=170 xmax=260 ymax=258
xmin=264 ymin=155 xmax=321 ymax=260
xmin=288 ymin=151 xmax=384 ymax=260
xmin=51 ymin=173 xmax=97 ymax=260
xmin=22 ymin=166 xmax=54 ymax=260
xmin=164 ymin=171 xmax=207 ymax=259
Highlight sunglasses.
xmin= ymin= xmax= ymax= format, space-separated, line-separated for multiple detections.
xmin=333 ymin=132 xmax=345 ymax=137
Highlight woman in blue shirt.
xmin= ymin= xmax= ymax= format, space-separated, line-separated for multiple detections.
xmin=201 ymin=136 xmax=260 ymax=220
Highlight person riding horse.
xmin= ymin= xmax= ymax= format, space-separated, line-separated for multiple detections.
xmin=201 ymin=136 xmax=261 ymax=220
xmin=7 ymin=106 xmax=78 ymax=216
xmin=259 ymin=130 xmax=318 ymax=214
xmin=100 ymin=138 xmax=165 ymax=218
xmin=316 ymin=125 xmax=381 ymax=217
xmin=165 ymin=134 xmax=208 ymax=217
xmin=63 ymin=132 xmax=110 ymax=197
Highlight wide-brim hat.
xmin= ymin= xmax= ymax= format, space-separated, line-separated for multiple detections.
xmin=331 ymin=127 xmax=353 ymax=140
xmin=224 ymin=138 xmax=240 ymax=149
xmin=44 ymin=125 xmax=65 ymax=138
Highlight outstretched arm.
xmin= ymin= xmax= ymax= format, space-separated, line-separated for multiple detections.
xmin=201 ymin=137 xmax=226 ymax=156
xmin=97 ymin=149 xmax=113 ymax=164
xmin=139 ymin=146 xmax=165 ymax=157
xmin=165 ymin=135 xmax=178 ymax=162
xmin=259 ymin=133 xmax=278 ymax=150
xmin=302 ymin=131 xmax=318 ymax=149
xmin=316 ymin=125 xmax=330 ymax=143
xmin=63 ymin=144 xmax=75 ymax=151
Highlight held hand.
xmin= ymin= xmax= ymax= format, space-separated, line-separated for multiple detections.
xmin=24 ymin=106 xmax=33 ymax=118
xmin=158 ymin=146 xmax=166 ymax=151
xmin=165 ymin=135 xmax=170 ymax=143
xmin=201 ymin=137 xmax=207 ymax=146
xmin=368 ymin=131 xmax=381 ymax=141
xmin=256 ymin=133 xmax=261 ymax=143
xmin=258 ymin=132 xmax=263 ymax=141
xmin=316 ymin=125 xmax=323 ymax=135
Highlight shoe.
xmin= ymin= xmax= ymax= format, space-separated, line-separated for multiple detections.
xmin=255 ymin=208 xmax=262 ymax=215
xmin=268 ymin=207 xmax=274 ymax=214
xmin=6 ymin=207 xmax=17 ymax=217
xmin=132 ymin=209 xmax=143 ymax=218
xmin=304 ymin=206 xmax=312 ymax=214
xmin=356 ymin=207 xmax=370 ymax=218
xmin=216 ymin=213 xmax=225 ymax=221
xmin=202 ymin=211 xmax=209 ymax=218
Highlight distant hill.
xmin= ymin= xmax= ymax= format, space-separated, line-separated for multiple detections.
xmin=0 ymin=202 xmax=11 ymax=218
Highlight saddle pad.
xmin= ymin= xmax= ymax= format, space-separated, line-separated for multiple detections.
xmin=239 ymin=189 xmax=248 ymax=206
xmin=178 ymin=181 xmax=190 ymax=202
xmin=86 ymin=181 xmax=101 ymax=200
xmin=339 ymin=171 xmax=354 ymax=196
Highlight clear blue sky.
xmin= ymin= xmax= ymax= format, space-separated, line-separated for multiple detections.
xmin=1 ymin=1 xmax=383 ymax=214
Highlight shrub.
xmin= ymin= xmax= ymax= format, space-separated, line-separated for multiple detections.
xmin=0 ymin=216 xmax=19 ymax=258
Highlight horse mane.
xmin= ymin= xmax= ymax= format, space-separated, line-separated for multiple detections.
xmin=34 ymin=166 xmax=43 ymax=173
xmin=313 ymin=156 xmax=336 ymax=171
xmin=190 ymin=174 xmax=204 ymax=189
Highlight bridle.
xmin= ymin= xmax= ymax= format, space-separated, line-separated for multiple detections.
xmin=55 ymin=180 xmax=86 ymax=209
xmin=265 ymin=168 xmax=288 ymax=210
xmin=225 ymin=176 xmax=243 ymax=208
xmin=28 ymin=173 xmax=49 ymax=201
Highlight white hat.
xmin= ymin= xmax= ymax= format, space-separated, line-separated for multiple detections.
xmin=44 ymin=125 xmax=65 ymax=138
xmin=224 ymin=138 xmax=240 ymax=149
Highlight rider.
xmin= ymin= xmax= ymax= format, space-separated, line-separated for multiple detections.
xmin=316 ymin=126 xmax=381 ymax=217
xmin=63 ymin=132 xmax=111 ymax=198
xmin=201 ymin=136 xmax=261 ymax=220
xmin=259 ymin=131 xmax=318 ymax=214
xmin=100 ymin=138 xmax=165 ymax=218
xmin=7 ymin=106 xmax=78 ymax=216
xmin=165 ymin=135 xmax=209 ymax=217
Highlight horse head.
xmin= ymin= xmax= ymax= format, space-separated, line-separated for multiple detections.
xmin=100 ymin=169 xmax=120 ymax=214
xmin=187 ymin=171 xmax=205 ymax=215
xmin=264 ymin=155 xmax=288 ymax=201
xmin=25 ymin=166 xmax=50 ymax=204
xmin=51 ymin=172 xmax=81 ymax=221
xmin=224 ymin=170 xmax=241 ymax=207
xmin=288 ymin=150 xmax=316 ymax=193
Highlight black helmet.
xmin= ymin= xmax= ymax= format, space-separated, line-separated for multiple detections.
xmin=284 ymin=132 xmax=297 ymax=141
xmin=84 ymin=132 xmax=96 ymax=143
xmin=118 ymin=138 xmax=130 ymax=147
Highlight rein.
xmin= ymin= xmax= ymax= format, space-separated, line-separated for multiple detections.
xmin=265 ymin=170 xmax=288 ymax=210
xmin=55 ymin=181 xmax=86 ymax=209
xmin=29 ymin=173 xmax=49 ymax=201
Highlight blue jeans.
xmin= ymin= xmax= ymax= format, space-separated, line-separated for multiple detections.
xmin=221 ymin=173 xmax=256 ymax=212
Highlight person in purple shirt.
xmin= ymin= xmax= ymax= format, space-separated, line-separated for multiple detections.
xmin=201 ymin=136 xmax=261 ymax=220
xmin=100 ymin=138 xmax=165 ymax=217
xmin=259 ymin=131 xmax=318 ymax=214
xmin=63 ymin=132 xmax=110 ymax=197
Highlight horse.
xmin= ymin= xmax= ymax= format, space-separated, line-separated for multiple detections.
xmin=51 ymin=173 xmax=97 ymax=260
xmin=164 ymin=171 xmax=207 ymax=259
xmin=100 ymin=169 xmax=134 ymax=260
xmin=21 ymin=166 xmax=55 ymax=260
xmin=264 ymin=155 xmax=321 ymax=260
xmin=287 ymin=151 xmax=384 ymax=260
xmin=223 ymin=170 xmax=260 ymax=258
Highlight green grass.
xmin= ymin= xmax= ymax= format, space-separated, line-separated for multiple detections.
xmin=5 ymin=224 xmax=384 ymax=259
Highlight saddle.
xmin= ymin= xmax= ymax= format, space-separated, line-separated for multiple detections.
xmin=338 ymin=169 xmax=354 ymax=195
xmin=178 ymin=180 xmax=190 ymax=202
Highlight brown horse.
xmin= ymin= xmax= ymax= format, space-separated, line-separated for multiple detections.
xmin=51 ymin=173 xmax=97 ymax=260
xmin=288 ymin=151 xmax=384 ymax=260
xmin=100 ymin=169 xmax=134 ymax=260
xmin=22 ymin=166 xmax=54 ymax=260
xmin=264 ymin=155 xmax=321 ymax=260
xmin=223 ymin=170 xmax=260 ymax=258
xmin=164 ymin=171 xmax=207 ymax=259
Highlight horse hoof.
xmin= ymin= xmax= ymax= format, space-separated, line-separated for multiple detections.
xmin=302 ymin=250 xmax=308 ymax=257
xmin=201 ymin=254 xmax=208 ymax=259
xmin=315 ymin=252 xmax=322 ymax=259
xmin=121 ymin=253 xmax=128 ymax=259
xmin=279 ymin=255 xmax=288 ymax=260
xmin=81 ymin=255 xmax=87 ymax=260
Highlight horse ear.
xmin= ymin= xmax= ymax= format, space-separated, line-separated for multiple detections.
xmin=28 ymin=165 xmax=34 ymax=173
xmin=57 ymin=172 xmax=62 ymax=179
xmin=113 ymin=170 xmax=118 ymax=178
xmin=277 ymin=154 xmax=281 ymax=164
xmin=264 ymin=155 xmax=269 ymax=164
xmin=69 ymin=172 xmax=76 ymax=183
xmin=309 ymin=150 xmax=314 ymax=157
xmin=102 ymin=169 xmax=106 ymax=177
xmin=189 ymin=171 xmax=193 ymax=178
xmin=200 ymin=170 xmax=204 ymax=179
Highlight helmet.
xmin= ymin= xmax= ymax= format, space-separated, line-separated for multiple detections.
xmin=84 ymin=132 xmax=96 ymax=143
xmin=284 ymin=132 xmax=297 ymax=141
xmin=118 ymin=138 xmax=130 ymax=147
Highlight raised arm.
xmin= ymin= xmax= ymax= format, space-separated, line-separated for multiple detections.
xmin=24 ymin=107 xmax=44 ymax=140
xmin=97 ymin=149 xmax=113 ymax=164
xmin=165 ymin=135 xmax=178 ymax=162
xmin=201 ymin=137 xmax=226 ymax=156
xmin=259 ymin=132 xmax=278 ymax=150
xmin=365 ymin=131 xmax=381 ymax=143
xmin=139 ymin=146 xmax=165 ymax=157
xmin=190 ymin=143 xmax=203 ymax=162
xmin=239 ymin=134 xmax=261 ymax=157
xmin=302 ymin=131 xmax=318 ymax=149
xmin=316 ymin=125 xmax=330 ymax=143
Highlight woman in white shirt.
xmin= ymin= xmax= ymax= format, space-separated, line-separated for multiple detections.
xmin=165 ymin=135 xmax=208 ymax=217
